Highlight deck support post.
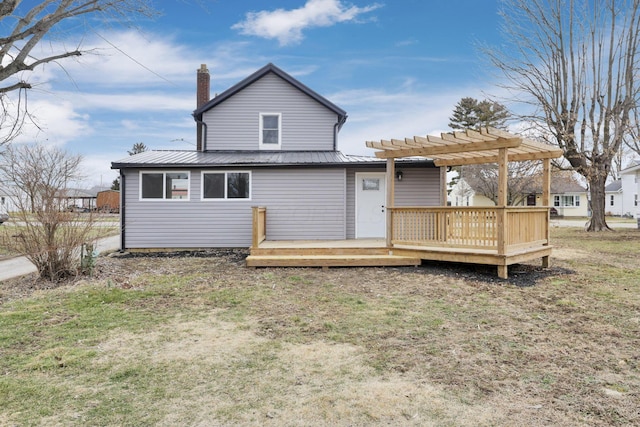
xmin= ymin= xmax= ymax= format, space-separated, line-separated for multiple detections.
xmin=386 ymin=158 xmax=395 ymax=248
xmin=498 ymin=265 xmax=508 ymax=279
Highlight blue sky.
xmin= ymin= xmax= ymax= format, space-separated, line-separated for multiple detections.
xmin=11 ymin=0 xmax=505 ymax=186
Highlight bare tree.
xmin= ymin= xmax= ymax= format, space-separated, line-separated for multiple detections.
xmin=460 ymin=162 xmax=541 ymax=206
xmin=0 ymin=144 xmax=105 ymax=280
xmin=0 ymin=0 xmax=155 ymax=146
xmin=486 ymin=0 xmax=640 ymax=231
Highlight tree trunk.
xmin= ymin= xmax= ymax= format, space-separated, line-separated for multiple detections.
xmin=586 ymin=173 xmax=611 ymax=231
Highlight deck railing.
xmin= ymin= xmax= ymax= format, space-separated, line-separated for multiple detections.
xmin=251 ymin=206 xmax=267 ymax=248
xmin=390 ymin=206 xmax=549 ymax=254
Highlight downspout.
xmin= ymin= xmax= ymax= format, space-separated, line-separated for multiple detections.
xmin=194 ymin=115 xmax=208 ymax=151
xmin=333 ymin=114 xmax=347 ymax=151
xmin=119 ymin=170 xmax=126 ymax=251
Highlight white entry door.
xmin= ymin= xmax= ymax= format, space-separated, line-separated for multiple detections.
xmin=356 ymin=173 xmax=386 ymax=238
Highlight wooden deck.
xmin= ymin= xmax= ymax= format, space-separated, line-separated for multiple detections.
xmin=247 ymin=237 xmax=551 ymax=272
xmin=247 ymin=206 xmax=553 ymax=278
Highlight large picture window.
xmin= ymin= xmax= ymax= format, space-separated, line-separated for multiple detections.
xmin=554 ymin=195 xmax=580 ymax=207
xmin=259 ymin=113 xmax=281 ymax=149
xmin=140 ymin=171 xmax=189 ymax=200
xmin=202 ymin=171 xmax=251 ymax=200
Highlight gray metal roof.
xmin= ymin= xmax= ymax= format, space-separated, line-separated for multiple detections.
xmin=111 ymin=150 xmax=434 ymax=169
xmin=193 ymin=63 xmax=347 ymax=130
xmin=605 ymin=180 xmax=622 ymax=192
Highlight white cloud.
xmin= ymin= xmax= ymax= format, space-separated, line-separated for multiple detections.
xmin=232 ymin=0 xmax=382 ymax=46
xmin=333 ymin=87 xmax=489 ymax=156
xmin=14 ymin=100 xmax=92 ymax=146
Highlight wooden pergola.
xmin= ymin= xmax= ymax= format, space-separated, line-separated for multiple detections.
xmin=366 ymin=127 xmax=564 ymax=278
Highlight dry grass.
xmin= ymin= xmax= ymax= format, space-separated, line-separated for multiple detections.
xmin=0 ymin=228 xmax=639 ymax=426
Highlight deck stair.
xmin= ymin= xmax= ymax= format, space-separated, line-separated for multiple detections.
xmin=247 ymin=245 xmax=421 ymax=268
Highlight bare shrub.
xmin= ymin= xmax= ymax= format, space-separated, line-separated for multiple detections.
xmin=0 ymin=144 xmax=105 ymax=280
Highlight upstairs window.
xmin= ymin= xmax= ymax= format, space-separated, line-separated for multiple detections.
xmin=259 ymin=113 xmax=281 ymax=149
xmin=202 ymin=171 xmax=251 ymax=200
xmin=140 ymin=171 xmax=190 ymax=200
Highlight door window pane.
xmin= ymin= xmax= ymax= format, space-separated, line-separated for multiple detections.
xmin=362 ymin=178 xmax=380 ymax=191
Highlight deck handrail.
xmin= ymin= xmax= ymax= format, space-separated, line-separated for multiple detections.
xmin=251 ymin=206 xmax=267 ymax=248
xmin=390 ymin=206 xmax=549 ymax=253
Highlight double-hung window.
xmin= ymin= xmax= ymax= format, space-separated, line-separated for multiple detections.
xmin=202 ymin=171 xmax=251 ymax=200
xmin=259 ymin=113 xmax=281 ymax=149
xmin=140 ymin=171 xmax=190 ymax=200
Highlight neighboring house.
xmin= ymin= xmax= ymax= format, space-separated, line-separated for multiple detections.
xmin=0 ymin=186 xmax=19 ymax=213
xmin=450 ymin=175 xmax=588 ymax=217
xmin=449 ymin=177 xmax=495 ymax=207
xmin=57 ymin=186 xmax=110 ymax=211
xmin=549 ymin=182 xmax=588 ymax=217
xmin=605 ymin=180 xmax=624 ymax=216
xmin=620 ymin=161 xmax=640 ymax=217
xmin=111 ymin=63 xmax=439 ymax=250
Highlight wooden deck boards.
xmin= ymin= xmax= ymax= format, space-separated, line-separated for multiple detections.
xmin=248 ymin=239 xmax=552 ymax=278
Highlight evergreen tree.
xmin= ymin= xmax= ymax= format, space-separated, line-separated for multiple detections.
xmin=128 ymin=142 xmax=148 ymax=156
xmin=111 ymin=178 xmax=120 ymax=191
xmin=449 ymin=97 xmax=510 ymax=130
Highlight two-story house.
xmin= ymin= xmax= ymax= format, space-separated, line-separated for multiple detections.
xmin=111 ymin=63 xmax=439 ymax=250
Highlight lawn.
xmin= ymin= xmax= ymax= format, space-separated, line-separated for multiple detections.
xmin=0 ymin=228 xmax=638 ymax=426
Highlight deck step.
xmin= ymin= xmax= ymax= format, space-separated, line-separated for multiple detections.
xmin=250 ymin=247 xmax=390 ymax=256
xmin=246 ymin=254 xmax=421 ymax=268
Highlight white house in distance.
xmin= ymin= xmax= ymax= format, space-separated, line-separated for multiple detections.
xmin=450 ymin=176 xmax=589 ymax=217
xmin=0 ymin=185 xmax=19 ymax=214
xmin=618 ymin=161 xmax=640 ymax=217
xmin=605 ymin=180 xmax=625 ymax=216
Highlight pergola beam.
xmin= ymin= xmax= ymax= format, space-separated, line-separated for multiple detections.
xmin=369 ymin=137 xmax=523 ymax=159
xmin=432 ymin=149 xmax=564 ymax=167
xmin=366 ymin=127 xmax=563 ymax=166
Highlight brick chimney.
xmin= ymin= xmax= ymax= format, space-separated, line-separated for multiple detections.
xmin=196 ymin=64 xmax=210 ymax=151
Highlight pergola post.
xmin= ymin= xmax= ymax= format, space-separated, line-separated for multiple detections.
xmin=497 ymin=147 xmax=508 ymax=279
xmin=542 ymin=158 xmax=551 ymax=207
xmin=440 ymin=166 xmax=448 ymax=206
xmin=541 ymin=158 xmax=551 ymax=268
xmin=386 ymin=158 xmax=395 ymax=248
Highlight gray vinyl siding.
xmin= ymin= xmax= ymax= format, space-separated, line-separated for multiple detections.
xmin=345 ymin=166 xmax=441 ymax=239
xmin=395 ymin=167 xmax=441 ymax=206
xmin=203 ymin=74 xmax=338 ymax=151
xmin=254 ymin=169 xmax=345 ymax=240
xmin=122 ymin=168 xmax=346 ymax=249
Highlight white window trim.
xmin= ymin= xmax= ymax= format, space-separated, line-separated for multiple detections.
xmin=259 ymin=112 xmax=281 ymax=150
xmin=200 ymin=171 xmax=252 ymax=201
xmin=139 ymin=170 xmax=190 ymax=201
